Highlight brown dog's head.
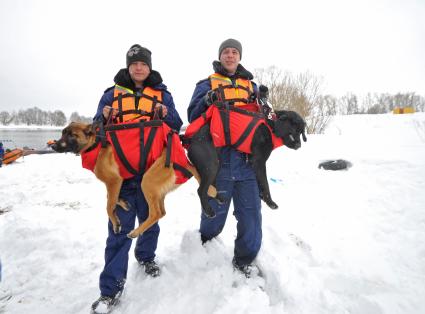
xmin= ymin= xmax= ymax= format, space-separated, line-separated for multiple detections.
xmin=273 ymin=110 xmax=307 ymax=150
xmin=50 ymin=122 xmax=96 ymax=154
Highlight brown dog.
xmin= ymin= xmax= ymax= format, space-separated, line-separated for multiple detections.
xmin=50 ymin=121 xmax=217 ymax=238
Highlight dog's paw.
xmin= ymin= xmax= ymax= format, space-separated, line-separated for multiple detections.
xmin=203 ymin=207 xmax=216 ymax=219
xmin=117 ymin=199 xmax=130 ymax=211
xmin=260 ymin=193 xmax=279 ymax=209
xmin=215 ymin=194 xmax=225 ymax=205
xmin=113 ymin=223 xmax=122 ymax=234
xmin=266 ymin=200 xmax=279 ymax=210
xmin=127 ymin=230 xmax=138 ymax=239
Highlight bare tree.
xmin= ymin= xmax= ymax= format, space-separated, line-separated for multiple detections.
xmin=254 ymin=67 xmax=328 ymax=134
xmin=69 ymin=111 xmax=93 ymax=123
xmin=50 ymin=110 xmax=67 ymax=126
xmin=0 ymin=111 xmax=13 ymax=125
xmin=0 ymin=108 xmax=90 ymax=126
xmin=361 ymin=93 xmax=385 ymax=114
xmin=361 ymin=93 xmax=376 ymax=114
xmin=307 ymin=95 xmax=338 ymax=133
xmin=338 ymin=93 xmax=359 ymax=115
xmin=416 ymin=95 xmax=425 ymax=112
xmin=320 ymin=95 xmax=338 ymax=116
xmin=254 ymin=66 xmax=288 ymax=107
xmin=358 ymin=92 xmax=425 ymax=113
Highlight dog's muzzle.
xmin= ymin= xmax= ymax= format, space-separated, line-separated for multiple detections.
xmin=49 ymin=140 xmax=59 ymax=151
xmin=50 ymin=140 xmax=71 ymax=153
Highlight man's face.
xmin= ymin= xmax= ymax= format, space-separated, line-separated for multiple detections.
xmin=129 ymin=61 xmax=150 ymax=85
xmin=219 ymin=48 xmax=240 ymax=75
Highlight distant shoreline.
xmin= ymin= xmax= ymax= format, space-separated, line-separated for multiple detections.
xmin=0 ymin=125 xmax=64 ymax=130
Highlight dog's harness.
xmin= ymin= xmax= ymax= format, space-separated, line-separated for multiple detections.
xmin=106 ymin=120 xmax=163 ymax=177
xmin=81 ymin=120 xmax=192 ymax=183
xmin=215 ymin=101 xmax=265 ymax=150
xmin=184 ymin=87 xmax=283 ymax=154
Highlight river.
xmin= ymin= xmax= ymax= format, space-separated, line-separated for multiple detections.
xmin=0 ymin=128 xmax=62 ymax=150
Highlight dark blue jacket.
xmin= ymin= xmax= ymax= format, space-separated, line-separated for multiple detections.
xmin=94 ymin=69 xmax=183 ymax=132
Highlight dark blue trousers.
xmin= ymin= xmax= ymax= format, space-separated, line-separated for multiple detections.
xmin=200 ymin=148 xmax=262 ymax=267
xmin=99 ymin=177 xmax=159 ymax=297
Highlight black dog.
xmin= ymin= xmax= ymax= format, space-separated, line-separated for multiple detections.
xmin=187 ymin=108 xmax=307 ymax=217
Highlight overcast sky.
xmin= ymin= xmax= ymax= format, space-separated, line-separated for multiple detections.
xmin=1 ymin=0 xmax=424 ymax=118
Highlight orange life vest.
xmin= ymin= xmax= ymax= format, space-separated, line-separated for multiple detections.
xmin=112 ymin=85 xmax=162 ymax=122
xmin=209 ymin=73 xmax=254 ymax=107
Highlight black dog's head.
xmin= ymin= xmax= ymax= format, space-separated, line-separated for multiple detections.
xmin=50 ymin=122 xmax=96 ymax=154
xmin=273 ymin=110 xmax=307 ymax=150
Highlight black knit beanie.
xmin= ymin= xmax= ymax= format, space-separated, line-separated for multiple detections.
xmin=126 ymin=44 xmax=152 ymax=69
xmin=218 ymin=38 xmax=242 ymax=59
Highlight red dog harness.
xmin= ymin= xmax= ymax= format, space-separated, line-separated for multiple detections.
xmin=184 ymin=104 xmax=283 ymax=154
xmin=81 ymin=120 xmax=191 ymax=184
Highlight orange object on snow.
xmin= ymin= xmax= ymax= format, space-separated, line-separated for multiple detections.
xmin=3 ymin=148 xmax=23 ymax=165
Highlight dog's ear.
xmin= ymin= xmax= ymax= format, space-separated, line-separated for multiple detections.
xmin=275 ymin=110 xmax=288 ymax=120
xmin=259 ymin=85 xmax=269 ymax=100
xmin=302 ymin=129 xmax=307 ymax=142
xmin=84 ymin=124 xmax=95 ymax=137
xmin=295 ymin=115 xmax=307 ymax=143
xmin=291 ymin=113 xmax=307 ymax=142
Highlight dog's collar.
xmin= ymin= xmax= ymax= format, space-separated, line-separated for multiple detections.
xmin=83 ymin=138 xmax=101 ymax=153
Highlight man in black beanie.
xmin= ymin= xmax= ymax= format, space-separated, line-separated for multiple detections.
xmin=126 ymin=44 xmax=152 ymax=70
xmin=187 ymin=38 xmax=265 ymax=279
xmin=91 ymin=44 xmax=182 ymax=314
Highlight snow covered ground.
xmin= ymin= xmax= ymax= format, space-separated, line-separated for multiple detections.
xmin=1 ymin=113 xmax=425 ymax=314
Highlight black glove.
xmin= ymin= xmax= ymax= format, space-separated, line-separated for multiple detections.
xmin=205 ymin=90 xmax=219 ymax=106
xmin=248 ymin=92 xmax=257 ymax=103
xmin=259 ymin=85 xmax=269 ymax=100
xmin=262 ymin=104 xmax=272 ymax=117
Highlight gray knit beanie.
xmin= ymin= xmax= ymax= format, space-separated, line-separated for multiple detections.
xmin=126 ymin=44 xmax=152 ymax=69
xmin=218 ymin=38 xmax=242 ymax=59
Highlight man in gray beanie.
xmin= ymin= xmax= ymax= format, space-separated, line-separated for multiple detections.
xmin=218 ymin=38 xmax=242 ymax=60
xmin=215 ymin=38 xmax=244 ymax=76
xmin=187 ymin=39 xmax=266 ymax=279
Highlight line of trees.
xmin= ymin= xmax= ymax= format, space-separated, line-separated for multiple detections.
xmin=2 ymin=69 xmax=425 ymax=133
xmin=0 ymin=107 xmax=92 ymax=126
xmin=255 ymin=66 xmax=425 ymax=133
